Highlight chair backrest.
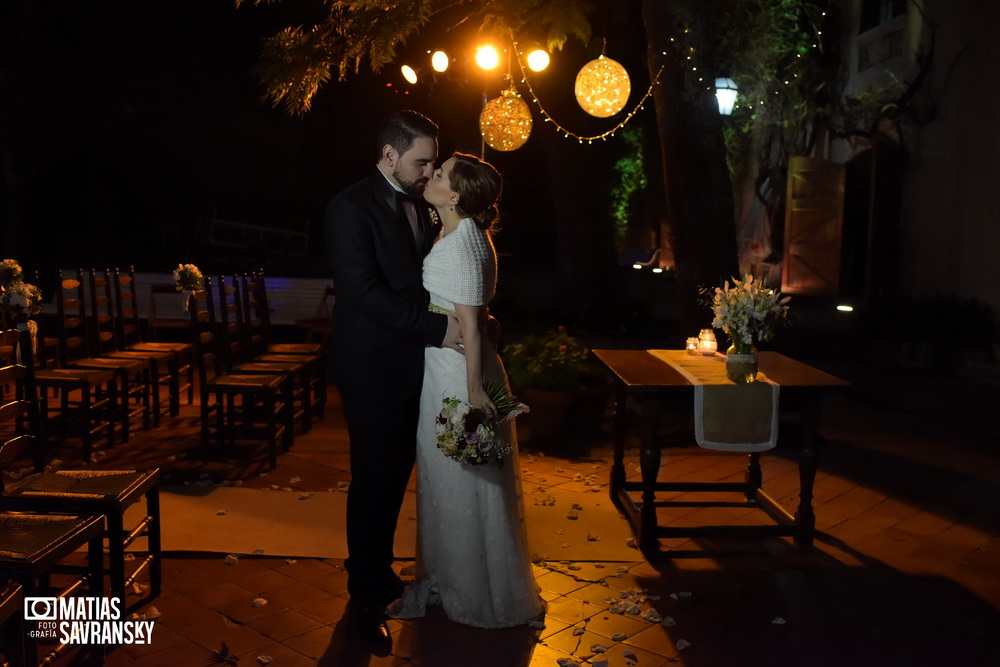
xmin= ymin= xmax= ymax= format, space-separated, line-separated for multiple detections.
xmin=87 ymin=268 xmax=119 ymax=355
xmin=186 ymin=279 xmax=218 ymax=389
xmin=55 ymin=269 xmax=92 ymax=366
xmin=148 ymin=282 xmax=190 ymax=341
xmin=238 ymin=272 xmax=268 ymax=357
xmin=0 ymin=328 xmax=45 ymax=487
xmin=215 ymin=276 xmax=247 ymax=370
xmin=112 ymin=266 xmax=143 ymax=348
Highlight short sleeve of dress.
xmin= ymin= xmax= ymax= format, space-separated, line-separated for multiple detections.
xmin=424 ymin=220 xmax=496 ymax=308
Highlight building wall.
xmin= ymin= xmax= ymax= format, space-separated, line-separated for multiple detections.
xmin=835 ymin=0 xmax=1000 ymax=314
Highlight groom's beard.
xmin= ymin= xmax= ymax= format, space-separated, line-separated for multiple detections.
xmin=394 ymin=170 xmax=429 ymax=197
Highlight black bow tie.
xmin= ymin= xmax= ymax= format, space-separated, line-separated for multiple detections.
xmin=395 ymin=190 xmax=422 ymax=204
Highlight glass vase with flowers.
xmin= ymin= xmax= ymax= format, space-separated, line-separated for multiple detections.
xmin=710 ymin=274 xmax=790 ymax=383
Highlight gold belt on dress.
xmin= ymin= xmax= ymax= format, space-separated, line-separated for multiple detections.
xmin=428 ymin=302 xmax=453 ymax=315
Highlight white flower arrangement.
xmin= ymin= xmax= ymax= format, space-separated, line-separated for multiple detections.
xmin=0 ymin=258 xmax=42 ymax=315
xmin=173 ymin=263 xmax=204 ymax=291
xmin=710 ymin=274 xmax=790 ymax=353
xmin=0 ymin=259 xmax=24 ymax=286
xmin=435 ymin=380 xmax=528 ymax=466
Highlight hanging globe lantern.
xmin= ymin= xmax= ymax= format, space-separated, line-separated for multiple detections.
xmin=479 ymin=87 xmax=533 ymax=152
xmin=574 ymin=55 xmax=631 ymax=118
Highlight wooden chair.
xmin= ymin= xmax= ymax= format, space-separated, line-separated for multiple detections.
xmin=112 ymin=266 xmax=194 ymax=415
xmin=0 ymin=580 xmax=25 ymax=667
xmin=56 ymin=270 xmax=152 ymax=442
xmin=88 ymin=268 xmax=169 ymax=427
xmin=0 ymin=329 xmax=106 ymax=664
xmin=188 ymin=281 xmax=293 ymax=469
xmin=0 ymin=328 xmax=163 ymax=617
xmin=293 ymin=284 xmax=335 ymax=346
xmin=147 ymin=283 xmax=191 ymax=343
xmin=6 ymin=318 xmax=118 ymax=463
xmin=0 ymin=513 xmax=105 ymax=665
xmin=217 ymin=276 xmax=311 ymax=433
xmin=242 ymin=272 xmax=327 ymax=423
xmin=245 ymin=271 xmax=325 ymax=357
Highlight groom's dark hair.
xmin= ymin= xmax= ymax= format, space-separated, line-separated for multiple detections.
xmin=377 ymin=110 xmax=438 ymax=159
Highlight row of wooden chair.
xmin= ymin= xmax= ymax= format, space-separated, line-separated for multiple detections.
xmin=0 ymin=328 xmax=161 ymax=666
xmin=186 ymin=272 xmax=326 ymax=468
xmin=17 ymin=268 xmax=193 ymax=463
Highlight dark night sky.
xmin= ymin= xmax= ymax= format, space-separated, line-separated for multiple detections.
xmin=4 ymin=0 xmax=654 ymax=295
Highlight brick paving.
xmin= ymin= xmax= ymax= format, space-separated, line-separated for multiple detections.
xmin=3 ymin=356 xmax=1000 ymax=666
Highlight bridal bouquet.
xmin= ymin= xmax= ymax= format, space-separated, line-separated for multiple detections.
xmin=436 ymin=380 xmax=529 ymax=466
xmin=173 ymin=263 xmax=204 ymax=291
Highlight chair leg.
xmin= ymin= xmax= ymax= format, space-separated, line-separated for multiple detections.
xmin=107 ymin=512 xmax=127 ymax=612
xmin=282 ymin=384 xmax=295 ymax=451
xmin=201 ymin=394 xmax=212 ymax=448
xmin=146 ymin=487 xmax=162 ymax=597
xmin=299 ymin=372 xmax=312 ymax=434
xmin=167 ymin=356 xmax=180 ymax=417
xmin=266 ymin=397 xmax=278 ymax=469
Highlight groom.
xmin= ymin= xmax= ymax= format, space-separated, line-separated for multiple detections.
xmin=325 ymin=110 xmax=461 ymax=652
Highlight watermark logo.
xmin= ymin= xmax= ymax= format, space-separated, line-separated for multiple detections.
xmin=23 ymin=597 xmax=58 ymax=621
xmin=23 ymin=597 xmax=155 ymax=645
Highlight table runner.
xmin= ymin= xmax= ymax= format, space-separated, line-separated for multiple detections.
xmin=647 ymin=350 xmax=779 ymax=452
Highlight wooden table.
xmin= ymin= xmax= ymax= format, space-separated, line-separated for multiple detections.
xmin=593 ymin=349 xmax=848 ymax=554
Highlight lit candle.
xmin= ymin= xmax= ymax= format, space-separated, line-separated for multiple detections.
xmin=698 ymin=329 xmax=717 ymax=355
xmin=686 ymin=337 xmax=700 ymax=355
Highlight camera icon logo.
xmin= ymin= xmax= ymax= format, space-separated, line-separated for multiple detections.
xmin=24 ymin=597 xmax=58 ymax=621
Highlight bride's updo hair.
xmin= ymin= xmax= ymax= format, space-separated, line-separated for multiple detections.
xmin=449 ymin=152 xmax=502 ymax=232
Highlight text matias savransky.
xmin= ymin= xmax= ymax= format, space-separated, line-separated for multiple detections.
xmin=25 ymin=596 xmax=155 ymax=645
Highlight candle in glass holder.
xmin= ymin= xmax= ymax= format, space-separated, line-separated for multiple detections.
xmin=686 ymin=337 xmax=700 ymax=355
xmin=698 ymin=329 xmax=717 ymax=355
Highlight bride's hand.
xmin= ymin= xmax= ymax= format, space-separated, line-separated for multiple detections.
xmin=468 ymin=385 xmax=497 ymax=418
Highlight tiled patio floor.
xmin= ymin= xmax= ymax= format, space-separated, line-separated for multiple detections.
xmin=3 ymin=358 xmax=1000 ymax=666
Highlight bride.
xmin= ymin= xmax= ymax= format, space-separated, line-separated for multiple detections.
xmin=393 ymin=152 xmax=545 ymax=628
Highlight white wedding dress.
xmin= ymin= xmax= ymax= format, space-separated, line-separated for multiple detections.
xmin=393 ymin=218 xmax=545 ymax=628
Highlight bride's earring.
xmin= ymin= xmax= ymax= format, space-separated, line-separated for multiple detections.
xmin=448 ymin=205 xmax=455 ymax=212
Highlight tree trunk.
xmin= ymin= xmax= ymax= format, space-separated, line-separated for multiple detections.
xmin=642 ymin=0 xmax=739 ymax=338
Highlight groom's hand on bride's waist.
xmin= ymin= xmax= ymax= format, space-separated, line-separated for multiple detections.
xmin=441 ymin=313 xmax=465 ymax=354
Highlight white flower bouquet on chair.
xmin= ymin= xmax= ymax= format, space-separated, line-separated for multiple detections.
xmin=1 ymin=258 xmax=42 ymax=315
xmin=172 ymin=263 xmax=203 ymax=313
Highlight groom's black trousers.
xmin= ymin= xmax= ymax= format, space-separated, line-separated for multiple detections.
xmin=338 ymin=381 xmax=420 ymax=606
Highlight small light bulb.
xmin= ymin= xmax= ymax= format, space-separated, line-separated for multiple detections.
xmin=431 ymin=51 xmax=449 ymax=72
xmin=476 ymin=45 xmax=500 ymax=70
xmin=400 ymin=65 xmax=417 ymax=84
xmin=527 ymin=49 xmax=550 ymax=72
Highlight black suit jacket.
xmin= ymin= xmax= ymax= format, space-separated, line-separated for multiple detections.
xmin=325 ymin=169 xmax=446 ymax=389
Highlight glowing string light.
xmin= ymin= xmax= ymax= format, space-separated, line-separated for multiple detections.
xmin=513 ymin=42 xmax=662 ymax=143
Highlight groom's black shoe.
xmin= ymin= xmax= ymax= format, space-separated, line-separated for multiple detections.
xmin=354 ymin=605 xmax=392 ymax=656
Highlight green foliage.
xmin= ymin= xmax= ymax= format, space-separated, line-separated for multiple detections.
xmin=609 ymin=126 xmax=648 ymax=252
xmin=239 ymin=0 xmax=596 ymax=116
xmin=834 ymin=74 xmax=907 ymax=135
xmin=716 ymin=0 xmax=842 ymax=180
xmin=502 ymin=327 xmax=605 ymax=391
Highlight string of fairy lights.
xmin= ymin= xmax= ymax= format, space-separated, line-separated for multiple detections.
xmin=400 ymin=8 xmax=829 ymax=151
xmin=513 ymin=42 xmax=664 ymax=144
